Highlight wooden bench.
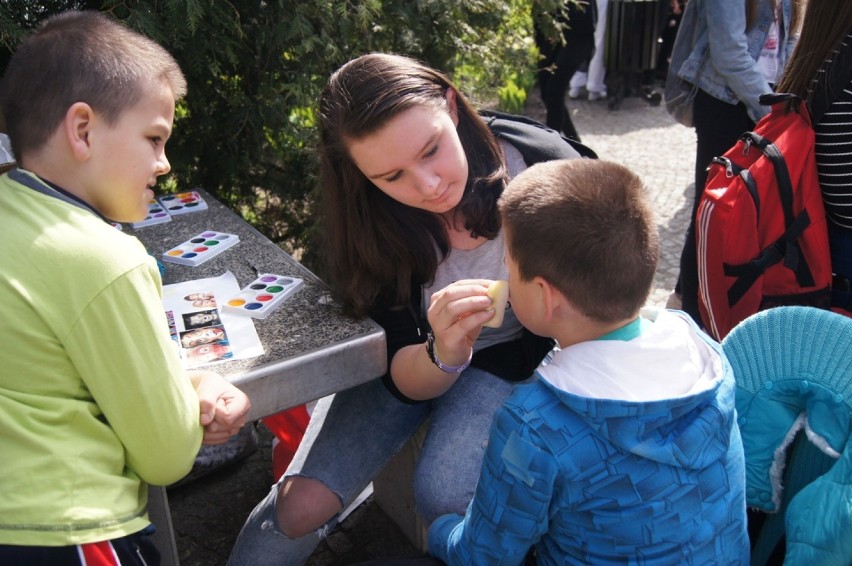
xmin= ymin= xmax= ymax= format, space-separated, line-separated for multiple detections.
xmin=373 ymin=422 xmax=430 ymax=552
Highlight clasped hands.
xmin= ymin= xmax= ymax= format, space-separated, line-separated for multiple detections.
xmin=189 ymin=370 xmax=252 ymax=445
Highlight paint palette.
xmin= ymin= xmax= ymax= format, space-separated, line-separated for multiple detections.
xmin=131 ymin=198 xmax=172 ymax=228
xmin=161 ymin=231 xmax=240 ymax=266
xmin=158 ymin=190 xmax=208 ymax=215
xmin=223 ymin=274 xmax=304 ymax=319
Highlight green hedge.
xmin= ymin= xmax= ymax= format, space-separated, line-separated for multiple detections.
xmin=1 ymin=0 xmax=572 ymax=275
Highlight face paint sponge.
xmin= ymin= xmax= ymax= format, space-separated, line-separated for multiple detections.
xmin=483 ymin=280 xmax=508 ymax=328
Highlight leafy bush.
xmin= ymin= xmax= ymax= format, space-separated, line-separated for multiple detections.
xmin=0 ymin=0 xmax=558 ymax=275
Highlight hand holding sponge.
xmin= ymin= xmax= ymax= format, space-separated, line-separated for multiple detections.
xmin=483 ymin=280 xmax=509 ymax=328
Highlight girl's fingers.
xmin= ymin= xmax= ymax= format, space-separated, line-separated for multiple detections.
xmin=428 ymin=280 xmax=495 ymax=329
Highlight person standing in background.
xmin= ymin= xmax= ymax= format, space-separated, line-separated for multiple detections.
xmin=776 ymin=0 xmax=852 ymax=315
xmin=535 ymin=0 xmax=598 ymax=141
xmin=667 ymin=0 xmax=803 ymax=323
xmin=656 ymin=0 xmax=686 ymax=80
xmin=569 ymin=0 xmax=609 ymax=101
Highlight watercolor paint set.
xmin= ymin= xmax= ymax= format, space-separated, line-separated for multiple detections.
xmin=158 ymin=190 xmax=208 ymax=215
xmin=131 ymin=198 xmax=172 ymax=228
xmin=129 ymin=191 xmax=208 ymax=229
xmin=161 ymin=231 xmax=240 ymax=266
xmin=223 ymin=273 xmax=304 ymax=319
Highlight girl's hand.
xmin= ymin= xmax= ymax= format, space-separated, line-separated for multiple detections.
xmin=426 ymin=279 xmax=496 ymax=366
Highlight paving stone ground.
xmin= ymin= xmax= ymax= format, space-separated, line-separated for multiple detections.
xmin=168 ymin=86 xmax=698 ymax=565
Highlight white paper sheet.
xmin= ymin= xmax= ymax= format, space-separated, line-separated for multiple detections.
xmin=162 ymin=271 xmax=264 ymax=367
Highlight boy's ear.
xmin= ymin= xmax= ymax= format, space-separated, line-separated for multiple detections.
xmin=64 ymin=102 xmax=95 ymax=161
xmin=535 ymin=276 xmax=559 ymax=321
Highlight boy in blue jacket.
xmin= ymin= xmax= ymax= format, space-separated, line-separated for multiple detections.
xmin=428 ymin=159 xmax=748 ymax=565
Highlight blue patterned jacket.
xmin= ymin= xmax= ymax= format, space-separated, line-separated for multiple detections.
xmin=429 ymin=311 xmax=749 ymax=565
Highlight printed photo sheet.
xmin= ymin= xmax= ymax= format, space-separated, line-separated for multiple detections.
xmin=162 ymin=271 xmax=264 ymax=368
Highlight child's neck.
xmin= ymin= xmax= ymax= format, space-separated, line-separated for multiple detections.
xmin=20 ymin=146 xmax=85 ymax=204
xmin=555 ymin=315 xmax=640 ymax=349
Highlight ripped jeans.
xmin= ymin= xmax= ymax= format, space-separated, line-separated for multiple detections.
xmin=227 ymin=367 xmax=520 ymax=566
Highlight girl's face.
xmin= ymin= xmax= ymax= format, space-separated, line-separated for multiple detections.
xmin=346 ymin=97 xmax=469 ymax=215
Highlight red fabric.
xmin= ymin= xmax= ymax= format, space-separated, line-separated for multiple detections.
xmin=79 ymin=541 xmax=120 ymax=566
xmin=696 ymin=98 xmax=832 ymax=340
xmin=262 ymin=404 xmax=310 ymax=479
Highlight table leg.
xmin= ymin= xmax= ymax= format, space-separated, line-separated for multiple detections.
xmin=148 ymin=485 xmax=180 ymax=566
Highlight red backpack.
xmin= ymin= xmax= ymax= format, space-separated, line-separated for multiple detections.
xmin=695 ymin=94 xmax=832 ymax=340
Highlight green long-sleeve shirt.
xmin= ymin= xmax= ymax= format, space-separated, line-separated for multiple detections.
xmin=0 ymin=169 xmax=202 ymax=546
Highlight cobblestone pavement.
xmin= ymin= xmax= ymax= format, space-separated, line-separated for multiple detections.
xmin=167 ymin=88 xmax=698 ymax=565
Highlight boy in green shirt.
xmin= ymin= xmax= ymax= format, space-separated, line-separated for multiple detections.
xmin=0 ymin=10 xmax=250 ymax=564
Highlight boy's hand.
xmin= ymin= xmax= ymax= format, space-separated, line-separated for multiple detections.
xmin=188 ymin=370 xmax=252 ymax=445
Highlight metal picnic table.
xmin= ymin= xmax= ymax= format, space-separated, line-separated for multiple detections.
xmin=127 ymin=188 xmax=387 ymax=565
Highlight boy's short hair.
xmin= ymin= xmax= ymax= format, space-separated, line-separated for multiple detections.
xmin=499 ymin=159 xmax=659 ymax=323
xmin=0 ymin=10 xmax=187 ymax=160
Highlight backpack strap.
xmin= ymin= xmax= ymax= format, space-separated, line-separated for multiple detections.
xmin=808 ymin=33 xmax=852 ymax=125
xmin=481 ymin=110 xmax=598 ymax=163
xmin=724 ymin=208 xmax=813 ymax=306
xmin=745 ymin=132 xmax=796 ymax=227
xmin=759 ymin=92 xmax=801 ymax=108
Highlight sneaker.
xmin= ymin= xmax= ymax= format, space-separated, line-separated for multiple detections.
xmin=588 ymin=90 xmax=607 ymax=101
xmin=568 ymin=87 xmax=582 ymax=99
xmin=641 ymin=86 xmax=662 ymax=106
xmin=169 ymin=423 xmax=260 ymax=488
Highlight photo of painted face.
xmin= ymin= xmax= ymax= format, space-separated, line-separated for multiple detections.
xmin=184 ymin=291 xmax=217 ymax=308
xmin=186 ymin=342 xmax=233 ymax=364
xmin=179 ymin=325 xmax=227 ymax=348
xmin=183 ymin=309 xmax=221 ymax=330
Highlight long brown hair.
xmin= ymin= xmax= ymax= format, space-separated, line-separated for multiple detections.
xmin=776 ymin=0 xmax=852 ymax=106
xmin=745 ymin=0 xmax=803 ymax=33
xmin=317 ymin=53 xmax=507 ymax=318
